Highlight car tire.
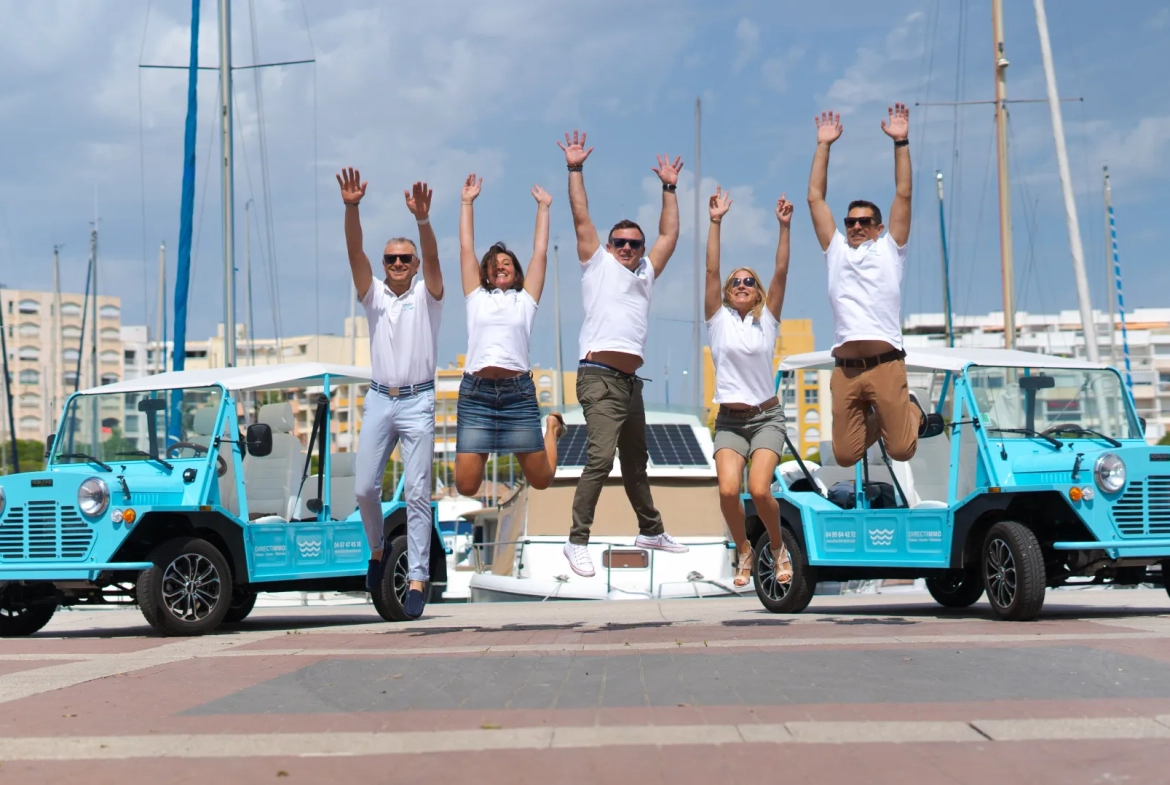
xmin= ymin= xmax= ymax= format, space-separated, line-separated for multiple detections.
xmin=926 ymin=566 xmax=985 ymax=608
xmin=372 ymin=534 xmax=420 ymax=622
xmin=0 ymin=598 xmax=56 ymax=637
xmin=137 ymin=536 xmax=232 ymax=636
xmin=981 ymin=521 xmax=1046 ymax=621
xmin=753 ymin=527 xmax=815 ymax=614
xmin=222 ymin=589 xmax=258 ymax=624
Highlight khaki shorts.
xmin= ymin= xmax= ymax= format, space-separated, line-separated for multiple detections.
xmin=714 ymin=404 xmax=788 ymax=459
xmin=830 ymin=358 xmax=919 ymax=466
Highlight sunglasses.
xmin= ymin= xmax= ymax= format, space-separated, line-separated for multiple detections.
xmin=843 ymin=216 xmax=877 ymax=229
xmin=383 ymin=253 xmax=414 ymax=266
xmin=730 ymin=277 xmax=757 ymax=289
xmin=610 ymin=238 xmax=645 ymax=251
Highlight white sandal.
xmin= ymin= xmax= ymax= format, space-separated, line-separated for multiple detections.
xmin=733 ymin=548 xmax=753 ymax=588
xmin=773 ymin=546 xmax=794 ymax=585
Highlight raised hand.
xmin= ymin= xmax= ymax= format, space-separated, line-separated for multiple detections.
xmin=336 ymin=167 xmax=367 ymax=206
xmin=531 ymin=184 xmax=552 ymax=208
xmin=881 ymin=102 xmax=909 ymax=141
xmin=709 ymin=187 xmax=732 ymax=221
xmin=815 ymin=111 xmax=843 ymax=146
xmin=461 ymin=174 xmax=482 ymax=204
xmin=557 ymin=130 xmax=594 ymax=167
xmin=404 ymin=181 xmax=433 ymax=219
xmin=653 ymin=154 xmax=684 ymax=186
xmin=776 ymin=193 xmax=793 ymax=226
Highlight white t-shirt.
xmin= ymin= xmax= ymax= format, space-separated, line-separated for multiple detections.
xmin=825 ymin=230 xmax=907 ymax=351
xmin=578 ymin=246 xmax=656 ymax=360
xmin=360 ymin=278 xmax=443 ymax=388
xmin=706 ymin=305 xmax=780 ymax=406
xmin=464 ymin=287 xmax=538 ymax=374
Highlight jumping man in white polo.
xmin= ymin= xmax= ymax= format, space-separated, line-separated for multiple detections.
xmin=337 ymin=167 xmax=442 ymax=620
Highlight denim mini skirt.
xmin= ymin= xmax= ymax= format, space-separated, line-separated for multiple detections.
xmin=456 ymin=373 xmax=545 ymax=454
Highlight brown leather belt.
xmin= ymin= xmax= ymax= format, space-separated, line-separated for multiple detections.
xmin=834 ymin=348 xmax=906 ymax=370
xmin=719 ymin=397 xmax=779 ymax=419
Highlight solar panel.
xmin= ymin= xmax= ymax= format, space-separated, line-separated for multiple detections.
xmin=645 ymin=424 xmax=708 ymax=467
xmin=558 ymin=424 xmax=590 ymax=466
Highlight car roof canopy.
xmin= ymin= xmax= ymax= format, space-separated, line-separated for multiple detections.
xmin=778 ymin=347 xmax=1109 ymax=373
xmin=78 ymin=362 xmax=372 ymax=395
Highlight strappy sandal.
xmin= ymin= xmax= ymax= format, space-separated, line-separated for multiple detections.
xmin=772 ymin=546 xmax=794 ymax=585
xmin=548 ymin=412 xmax=566 ymax=440
xmin=733 ymin=548 xmax=753 ymax=588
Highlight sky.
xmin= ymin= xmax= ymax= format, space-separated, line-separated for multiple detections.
xmin=1 ymin=0 xmax=1168 ymax=408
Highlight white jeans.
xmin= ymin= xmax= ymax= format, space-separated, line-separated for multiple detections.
xmin=354 ymin=389 xmax=435 ymax=582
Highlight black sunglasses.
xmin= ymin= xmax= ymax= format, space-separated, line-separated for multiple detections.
xmin=610 ymin=238 xmax=645 ymax=250
xmin=383 ymin=253 xmax=414 ymax=266
xmin=730 ymin=276 xmax=757 ymax=289
xmin=843 ymin=216 xmax=877 ymax=229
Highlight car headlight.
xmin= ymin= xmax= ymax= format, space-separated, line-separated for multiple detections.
xmin=78 ymin=477 xmax=110 ymax=518
xmin=1094 ymin=453 xmax=1126 ymax=494
xmin=0 ymin=485 xmax=6 ymax=516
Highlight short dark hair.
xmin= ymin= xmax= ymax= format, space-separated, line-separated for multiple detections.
xmin=846 ymin=200 xmax=882 ymax=225
xmin=480 ymin=242 xmax=525 ymax=291
xmin=607 ymin=219 xmax=645 ymax=245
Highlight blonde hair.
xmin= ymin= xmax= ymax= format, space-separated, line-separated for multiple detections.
xmin=722 ymin=267 xmax=767 ymax=321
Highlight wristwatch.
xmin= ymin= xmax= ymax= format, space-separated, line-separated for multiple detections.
xmin=663 ymin=183 xmax=677 ymax=193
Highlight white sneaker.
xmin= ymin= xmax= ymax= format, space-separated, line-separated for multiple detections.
xmin=635 ymin=532 xmax=690 ymax=553
xmin=563 ymin=542 xmax=596 ymax=577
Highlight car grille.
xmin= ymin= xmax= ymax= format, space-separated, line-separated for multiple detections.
xmin=0 ymin=500 xmax=96 ymax=560
xmin=1112 ymin=476 xmax=1170 ymax=537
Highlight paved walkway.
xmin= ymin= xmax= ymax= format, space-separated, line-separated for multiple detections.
xmin=2 ymin=590 xmax=1170 ymax=783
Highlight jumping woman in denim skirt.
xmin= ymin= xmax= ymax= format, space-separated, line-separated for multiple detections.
xmin=704 ymin=187 xmax=794 ymax=589
xmin=454 ymin=174 xmax=564 ymax=497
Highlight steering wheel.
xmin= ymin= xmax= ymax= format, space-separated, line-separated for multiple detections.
xmin=167 ymin=442 xmax=228 ymax=477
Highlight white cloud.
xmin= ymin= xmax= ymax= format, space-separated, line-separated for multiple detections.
xmin=823 ymin=12 xmax=927 ymax=114
xmin=733 ymin=18 xmax=760 ymax=73
xmin=760 ymin=46 xmax=805 ymax=93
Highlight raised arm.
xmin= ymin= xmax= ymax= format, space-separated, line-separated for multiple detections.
xmin=405 ymin=181 xmax=442 ymax=300
xmin=459 ymin=174 xmax=482 ymax=297
xmin=766 ymin=194 xmax=793 ymax=321
xmin=882 ymin=102 xmax=912 ymax=247
xmin=807 ymin=111 xmax=842 ymax=252
xmin=524 ymin=185 xmax=553 ymax=302
xmin=336 ymin=167 xmax=373 ymax=301
xmin=557 ymin=130 xmax=600 ymax=263
xmin=648 ymin=154 xmax=683 ymax=277
xmin=704 ymin=187 xmax=732 ymax=321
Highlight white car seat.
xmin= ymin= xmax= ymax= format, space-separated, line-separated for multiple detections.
xmin=190 ymin=406 xmax=239 ymax=517
xmin=329 ymin=451 xmax=358 ymax=519
xmin=243 ymin=402 xmax=303 ymax=520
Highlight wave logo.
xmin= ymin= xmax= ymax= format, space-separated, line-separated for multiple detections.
xmin=297 ymin=538 xmax=323 ymax=558
xmin=868 ymin=528 xmax=895 ymax=547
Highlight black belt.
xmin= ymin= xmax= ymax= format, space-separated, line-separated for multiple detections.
xmin=834 ymin=349 xmax=905 ymax=370
xmin=719 ymin=397 xmax=780 ymax=419
xmin=578 ymin=360 xmax=648 ymax=382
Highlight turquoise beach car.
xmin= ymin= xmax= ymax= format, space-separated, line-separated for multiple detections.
xmin=0 ymin=364 xmax=446 ymax=636
xmin=746 ymin=347 xmax=1169 ymax=621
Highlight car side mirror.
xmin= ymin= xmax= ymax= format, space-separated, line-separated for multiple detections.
xmin=44 ymin=434 xmax=55 ymax=460
xmin=246 ymin=423 xmax=273 ymax=457
xmin=919 ymin=413 xmax=946 ymax=439
xmin=1139 ymin=417 xmax=1147 ymax=436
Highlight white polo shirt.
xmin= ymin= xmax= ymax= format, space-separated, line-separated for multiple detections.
xmin=706 ymin=305 xmax=779 ymax=406
xmin=825 ymin=230 xmax=907 ymax=351
xmin=464 ymin=287 xmax=537 ymax=374
xmin=360 ymin=278 xmax=443 ymax=388
xmin=578 ymin=245 xmax=655 ymax=360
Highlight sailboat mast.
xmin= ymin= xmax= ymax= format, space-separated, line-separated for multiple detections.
xmin=992 ymin=0 xmax=1016 ymax=350
xmin=1103 ymin=167 xmax=1133 ymax=390
xmin=49 ymin=245 xmax=62 ymax=429
xmin=218 ymin=0 xmax=237 ymax=367
xmin=692 ymin=97 xmax=702 ymax=409
xmin=1033 ymin=0 xmax=1097 ymax=362
xmin=245 ymin=199 xmax=254 ymax=366
xmin=936 ymin=172 xmax=955 ymax=347
xmin=1104 ymin=167 xmax=1118 ymax=368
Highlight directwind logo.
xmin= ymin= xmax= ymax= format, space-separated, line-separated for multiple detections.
xmin=868 ymin=528 xmax=895 ymax=547
xmin=297 ymin=538 xmax=323 ymax=558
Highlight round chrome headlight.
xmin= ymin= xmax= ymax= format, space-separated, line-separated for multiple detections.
xmin=0 ymin=485 xmax=6 ymax=516
xmin=78 ymin=477 xmax=110 ymax=518
xmin=1094 ymin=453 xmax=1126 ymax=494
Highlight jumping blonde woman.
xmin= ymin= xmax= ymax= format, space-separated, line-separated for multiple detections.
xmin=704 ymin=187 xmax=794 ymax=589
xmin=454 ymin=174 xmax=564 ymax=497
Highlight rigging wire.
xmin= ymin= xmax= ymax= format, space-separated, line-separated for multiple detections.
xmin=298 ymin=0 xmax=320 ymax=359
xmin=947 ymin=0 xmax=968 ymax=294
xmin=191 ymin=80 xmax=222 ymax=301
xmin=136 ymin=1 xmax=154 ymax=335
xmin=910 ymin=0 xmax=942 ymax=317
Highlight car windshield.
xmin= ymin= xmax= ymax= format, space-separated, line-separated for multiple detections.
xmin=966 ymin=366 xmax=1137 ymax=441
xmin=52 ymin=386 xmax=225 ymax=465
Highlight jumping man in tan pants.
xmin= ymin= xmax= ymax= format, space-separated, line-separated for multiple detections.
xmin=807 ymin=104 xmax=923 ymax=467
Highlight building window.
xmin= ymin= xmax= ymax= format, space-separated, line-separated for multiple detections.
xmin=100 ymin=350 xmax=119 ymax=364
xmin=100 ymin=327 xmax=120 ymax=341
xmin=19 ymin=416 xmax=42 ymax=431
xmin=63 ymin=348 xmax=80 ymax=362
xmin=19 ymin=369 xmax=39 ymax=385
xmin=124 ymin=417 xmax=139 ymax=433
xmin=19 ymin=393 xmax=39 ymax=408
xmin=538 ymin=375 xmax=552 ymax=388
xmin=804 ymin=388 xmax=819 ymax=405
xmin=803 ymin=409 xmax=820 ymax=424
xmin=804 ymin=427 xmax=821 ymax=444
xmin=124 ymin=350 xmax=137 ymax=363
xmin=18 ymin=299 xmax=39 ymax=315
xmin=100 ymin=374 xmax=119 ymax=385
xmin=18 ymin=322 xmax=39 ymax=337
xmin=63 ymin=371 xmax=79 ymax=386
xmin=99 ymin=304 xmax=120 ymax=319
xmin=539 ymin=391 xmax=552 ymax=403
xmin=18 ymin=346 xmax=39 ymax=361
xmin=802 ymin=371 xmax=817 ymax=386
xmin=62 ymin=325 xmax=82 ymax=339
xmin=61 ymin=302 xmax=82 ymax=317
xmin=783 ymin=388 xmax=796 ymax=405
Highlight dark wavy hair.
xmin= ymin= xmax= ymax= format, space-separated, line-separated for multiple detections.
xmin=480 ymin=242 xmax=525 ymax=291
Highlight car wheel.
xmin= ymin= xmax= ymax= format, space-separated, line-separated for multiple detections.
xmin=753 ymin=527 xmax=815 ymax=614
xmin=926 ymin=566 xmax=984 ymax=608
xmin=137 ymin=536 xmax=232 ymax=636
xmin=222 ymin=588 xmax=258 ymax=624
xmin=372 ymin=534 xmax=422 ymax=622
xmin=982 ymin=521 xmax=1046 ymax=621
xmin=0 ymin=592 xmax=56 ymax=637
